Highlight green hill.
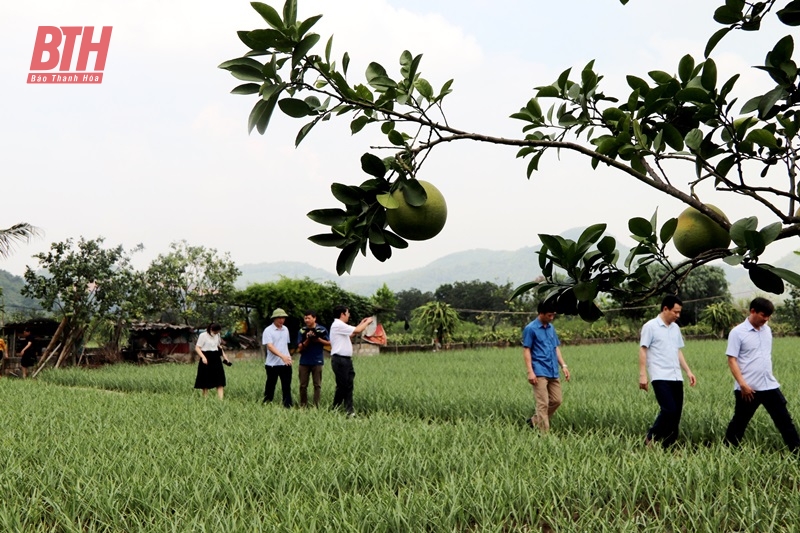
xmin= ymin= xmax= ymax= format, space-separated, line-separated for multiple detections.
xmin=0 ymin=269 xmax=42 ymax=317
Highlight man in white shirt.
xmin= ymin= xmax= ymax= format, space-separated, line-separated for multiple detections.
xmin=639 ymin=295 xmax=696 ymax=448
xmin=329 ymin=305 xmax=372 ymax=417
xmin=262 ymin=308 xmax=293 ymax=408
xmin=724 ymin=297 xmax=800 ymax=452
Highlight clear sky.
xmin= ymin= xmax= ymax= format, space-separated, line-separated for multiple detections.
xmin=1 ymin=1 xmax=793 ymax=280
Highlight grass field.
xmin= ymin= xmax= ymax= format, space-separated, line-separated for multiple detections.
xmin=3 ymin=338 xmax=800 ymax=531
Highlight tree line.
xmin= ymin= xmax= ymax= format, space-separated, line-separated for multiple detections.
xmin=9 ymin=234 xmax=751 ymax=364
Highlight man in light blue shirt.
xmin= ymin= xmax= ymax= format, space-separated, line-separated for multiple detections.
xmin=522 ymin=300 xmax=570 ymax=432
xmin=724 ymin=297 xmax=800 ymax=452
xmin=639 ymin=295 xmax=696 ymax=447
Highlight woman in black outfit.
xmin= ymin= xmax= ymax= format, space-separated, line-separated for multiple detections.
xmin=194 ymin=323 xmax=230 ymax=399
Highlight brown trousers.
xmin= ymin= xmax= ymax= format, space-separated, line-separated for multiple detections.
xmin=298 ymin=364 xmax=323 ymax=407
xmin=530 ymin=377 xmax=562 ymax=432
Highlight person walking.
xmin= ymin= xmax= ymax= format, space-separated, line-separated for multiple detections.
xmin=639 ymin=295 xmax=697 ymax=448
xmin=329 ymin=305 xmax=372 ymax=417
xmin=724 ymin=297 xmax=800 ymax=452
xmin=296 ymin=309 xmax=330 ymax=407
xmin=522 ymin=300 xmax=570 ymax=432
xmin=194 ymin=323 xmax=230 ymax=399
xmin=17 ymin=329 xmax=35 ymax=379
xmin=262 ymin=308 xmax=293 ymax=408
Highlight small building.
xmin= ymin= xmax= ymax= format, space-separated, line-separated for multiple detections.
xmin=123 ymin=322 xmax=194 ymax=362
xmin=0 ymin=318 xmax=61 ymax=375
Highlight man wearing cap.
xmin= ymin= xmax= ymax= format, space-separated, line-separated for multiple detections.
xmin=262 ymin=308 xmax=293 ymax=408
xmin=329 ymin=305 xmax=373 ymax=417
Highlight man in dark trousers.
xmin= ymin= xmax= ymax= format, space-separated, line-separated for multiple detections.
xmin=639 ymin=295 xmax=697 ymax=448
xmin=296 ymin=309 xmax=330 ymax=407
xmin=724 ymin=297 xmax=800 ymax=452
xmin=329 ymin=305 xmax=372 ymax=417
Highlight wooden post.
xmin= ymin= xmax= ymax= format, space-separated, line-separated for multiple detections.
xmin=32 ymin=317 xmax=68 ymax=376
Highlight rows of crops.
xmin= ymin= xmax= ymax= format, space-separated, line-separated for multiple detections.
xmin=3 ymin=339 xmax=800 ymax=531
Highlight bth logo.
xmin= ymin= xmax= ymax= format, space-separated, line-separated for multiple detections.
xmin=28 ymin=26 xmax=112 ymax=84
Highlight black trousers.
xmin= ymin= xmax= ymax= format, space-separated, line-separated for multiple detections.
xmin=725 ymin=388 xmax=800 ymax=451
xmin=648 ymin=380 xmax=684 ymax=448
xmin=264 ymin=365 xmax=293 ymax=408
xmin=331 ymin=355 xmax=355 ymax=414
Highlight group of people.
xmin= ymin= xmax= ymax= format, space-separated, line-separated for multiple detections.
xmin=193 ymin=305 xmax=372 ymax=416
xmin=523 ymin=296 xmax=800 ymax=452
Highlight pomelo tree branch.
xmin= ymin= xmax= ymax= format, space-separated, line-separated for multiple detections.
xmin=221 ymin=0 xmax=800 ymax=319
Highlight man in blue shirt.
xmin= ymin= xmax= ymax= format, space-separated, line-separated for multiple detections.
xmin=296 ymin=309 xmax=330 ymax=408
xmin=639 ymin=295 xmax=697 ymax=448
xmin=522 ymin=301 xmax=570 ymax=432
xmin=724 ymin=297 xmax=800 ymax=451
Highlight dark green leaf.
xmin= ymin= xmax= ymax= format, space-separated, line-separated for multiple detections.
xmin=401 ymin=180 xmax=427 ymax=207
xmin=297 ymin=15 xmax=322 ymax=38
xmin=573 ymin=281 xmax=599 ymax=302
xmin=777 ymin=1 xmax=800 ymax=25
xmin=308 ymin=233 xmax=347 ymax=247
xmin=511 ymin=281 xmax=541 ymax=300
xmin=539 ymin=235 xmax=564 ymax=257
xmin=577 ymin=300 xmax=603 ymax=322
xmin=350 ymin=116 xmax=371 ymax=134
xmin=660 ymin=218 xmax=678 ymax=243
xmin=383 ymin=230 xmax=408 ymax=249
xmin=705 ymin=27 xmax=732 ymax=57
xmin=292 ymin=33 xmax=320 ymax=68
xmin=578 ymin=224 xmax=607 ymax=246
xmin=283 ymin=0 xmax=297 ymax=26
xmin=278 ymin=98 xmax=312 ymax=118
xmin=331 ymin=183 xmax=363 ymax=206
xmin=758 ymin=87 xmax=788 ymax=118
xmin=307 ymin=208 xmax=348 ymax=226
xmin=360 ymin=153 xmax=386 ymax=179
xmin=714 ymin=5 xmax=743 ymax=24
xmin=678 ymin=54 xmax=695 ymax=83
xmin=227 ymin=65 xmax=265 ymax=83
xmin=759 ymin=222 xmax=782 ymax=245
xmin=629 ymin=217 xmax=653 ymax=238
xmin=295 ymin=118 xmax=318 ymax=146
xmin=336 ymin=242 xmax=359 ymax=275
xmin=701 ymin=58 xmax=717 ymax=91
xmin=369 ymin=241 xmax=392 ymax=262
xmin=388 ymin=129 xmax=405 ymax=146
xmin=230 ymin=83 xmax=261 ymax=95
xmin=661 ymin=124 xmax=685 ymax=151
xmin=597 ymin=236 xmax=616 ymax=255
xmin=675 ymin=87 xmax=710 ymax=104
xmin=745 ymin=128 xmax=779 ymax=148
xmin=251 ymin=2 xmax=284 ymax=30
xmin=744 ymin=229 xmax=766 ymax=255
xmin=648 ymin=71 xmax=674 ymax=84
xmin=748 ymin=265 xmax=785 ymax=294
xmin=763 ymin=265 xmax=800 ymax=287
xmin=729 ymin=216 xmax=758 ymax=247
xmin=684 ymin=129 xmax=704 ymax=150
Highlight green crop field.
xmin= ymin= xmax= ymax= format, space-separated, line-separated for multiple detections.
xmin=3 ymin=338 xmax=800 ymax=532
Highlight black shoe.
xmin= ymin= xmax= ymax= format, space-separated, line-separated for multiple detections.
xmin=526 ymin=418 xmax=534 ymax=429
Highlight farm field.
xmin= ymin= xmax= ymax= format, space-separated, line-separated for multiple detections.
xmin=4 ymin=339 xmax=800 ymax=531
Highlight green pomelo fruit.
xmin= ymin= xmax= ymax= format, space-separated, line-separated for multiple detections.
xmin=673 ymin=204 xmax=731 ymax=258
xmin=386 ymin=181 xmax=447 ymax=241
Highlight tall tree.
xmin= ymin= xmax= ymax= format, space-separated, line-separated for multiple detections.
xmin=144 ymin=240 xmax=241 ymax=327
xmin=22 ymin=237 xmax=140 ymax=365
xmin=222 ymin=0 xmax=800 ymax=320
xmin=434 ymin=280 xmax=511 ymax=324
xmin=370 ymin=283 xmax=398 ymax=323
xmin=394 ymin=288 xmax=434 ymax=321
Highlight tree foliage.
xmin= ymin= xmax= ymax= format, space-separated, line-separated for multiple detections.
xmin=22 ymin=237 xmax=143 ymax=356
xmin=236 ymin=276 xmax=372 ymax=337
xmin=223 ymin=0 xmax=800 ymax=320
xmin=370 ymin=282 xmax=398 ymax=323
xmin=394 ymin=288 xmax=434 ymax=321
xmin=144 ymin=240 xmax=241 ymax=327
xmin=412 ymin=301 xmax=461 ymax=343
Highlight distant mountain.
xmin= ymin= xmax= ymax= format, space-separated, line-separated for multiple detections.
xmin=238 ymin=248 xmax=542 ymax=295
xmin=0 ymin=269 xmax=42 ymax=315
